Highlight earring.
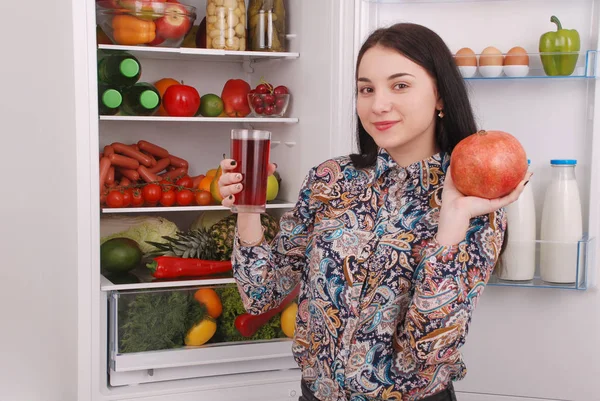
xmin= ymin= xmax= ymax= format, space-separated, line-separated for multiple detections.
xmin=437 ymin=109 xmax=445 ymax=118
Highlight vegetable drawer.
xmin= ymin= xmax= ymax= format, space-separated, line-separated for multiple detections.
xmin=108 ymin=283 xmax=297 ymax=387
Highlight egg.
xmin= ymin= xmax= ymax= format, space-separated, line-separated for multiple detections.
xmin=504 ymin=46 xmax=529 ymax=66
xmin=479 ymin=46 xmax=504 ymax=66
xmin=454 ymin=48 xmax=477 ymax=67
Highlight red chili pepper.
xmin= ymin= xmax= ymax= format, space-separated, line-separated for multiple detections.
xmin=147 ymin=256 xmax=232 ymax=279
xmin=234 ymin=285 xmax=300 ymax=337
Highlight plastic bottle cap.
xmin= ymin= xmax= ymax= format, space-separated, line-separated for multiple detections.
xmin=550 ymin=159 xmax=577 ymax=165
xmin=102 ymin=89 xmax=122 ymax=108
xmin=140 ymin=90 xmax=159 ymax=109
xmin=120 ymin=59 xmax=140 ymax=78
xmin=527 ymin=159 xmax=531 ymax=165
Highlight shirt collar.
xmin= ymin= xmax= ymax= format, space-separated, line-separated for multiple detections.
xmin=374 ymin=147 xmax=450 ymax=189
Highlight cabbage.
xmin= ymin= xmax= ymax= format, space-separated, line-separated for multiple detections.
xmin=100 ymin=215 xmax=179 ymax=254
xmin=189 ymin=210 xmax=232 ymax=231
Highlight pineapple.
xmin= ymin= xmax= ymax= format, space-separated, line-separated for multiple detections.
xmin=209 ymin=213 xmax=280 ymax=261
xmin=146 ymin=227 xmax=218 ymax=260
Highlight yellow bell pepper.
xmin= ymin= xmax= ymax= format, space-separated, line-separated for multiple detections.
xmin=112 ymin=15 xmax=156 ymax=46
xmin=184 ymin=318 xmax=217 ymax=346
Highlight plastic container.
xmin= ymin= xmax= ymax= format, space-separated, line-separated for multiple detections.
xmin=96 ymin=1 xmax=197 ymax=48
xmin=539 ymin=159 xmax=583 ymax=283
xmin=206 ymin=0 xmax=246 ymax=51
xmin=97 ymin=51 xmax=141 ymax=87
xmin=120 ymin=82 xmax=161 ymax=116
xmin=498 ymin=159 xmax=536 ymax=281
xmin=98 ymin=83 xmax=123 ymax=116
xmin=248 ymin=0 xmax=286 ymax=52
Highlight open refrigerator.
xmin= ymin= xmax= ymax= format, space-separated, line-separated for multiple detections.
xmin=73 ymin=0 xmax=600 ymax=400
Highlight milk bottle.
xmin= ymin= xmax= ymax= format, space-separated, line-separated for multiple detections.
xmin=498 ymin=160 xmax=536 ymax=281
xmin=539 ymin=160 xmax=583 ymax=283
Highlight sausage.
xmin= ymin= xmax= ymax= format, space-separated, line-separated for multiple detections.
xmin=119 ymin=177 xmax=132 ymax=187
xmin=130 ymin=144 xmax=140 ymax=152
xmin=99 ymin=157 xmax=111 ymax=191
xmin=118 ymin=168 xmax=140 ymax=182
xmin=169 ymin=155 xmax=189 ymax=169
xmin=148 ymin=157 xmax=171 ymax=174
xmin=138 ymin=165 xmax=163 ymax=183
xmin=104 ymin=145 xmax=115 ymax=157
xmin=106 ymin=167 xmax=115 ymax=186
xmin=138 ymin=140 xmax=169 ymax=159
xmin=190 ymin=174 xmax=206 ymax=188
xmin=108 ymin=153 xmax=140 ymax=170
xmin=112 ymin=142 xmax=153 ymax=167
xmin=141 ymin=150 xmax=158 ymax=166
xmin=159 ymin=167 xmax=188 ymax=181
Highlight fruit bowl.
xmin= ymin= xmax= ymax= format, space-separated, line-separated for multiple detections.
xmin=248 ymin=94 xmax=290 ymax=117
xmin=96 ymin=1 xmax=197 ymax=48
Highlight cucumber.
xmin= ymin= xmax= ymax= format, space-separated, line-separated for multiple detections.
xmin=101 ymin=237 xmax=142 ymax=273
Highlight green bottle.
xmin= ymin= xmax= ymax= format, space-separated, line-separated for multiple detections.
xmin=120 ymin=83 xmax=161 ymax=116
xmin=98 ymin=83 xmax=123 ymax=116
xmin=98 ymin=51 xmax=142 ymax=87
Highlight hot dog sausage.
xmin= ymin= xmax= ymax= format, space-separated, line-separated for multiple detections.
xmin=108 ymin=153 xmax=140 ymax=170
xmin=137 ymin=140 xmax=169 ymax=159
xmin=99 ymin=157 xmax=111 ymax=191
xmin=118 ymin=168 xmax=140 ymax=182
xmin=148 ymin=158 xmax=171 ymax=174
xmin=112 ymin=142 xmax=153 ymax=167
xmin=138 ymin=165 xmax=163 ymax=183
xmin=169 ymin=155 xmax=189 ymax=169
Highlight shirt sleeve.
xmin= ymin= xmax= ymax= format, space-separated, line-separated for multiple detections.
xmin=400 ymin=208 xmax=506 ymax=366
xmin=231 ymin=167 xmax=320 ymax=315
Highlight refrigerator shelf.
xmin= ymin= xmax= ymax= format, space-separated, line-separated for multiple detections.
xmin=101 ymin=270 xmax=236 ymax=292
xmin=98 ymin=44 xmax=300 ymax=63
xmin=102 ymin=199 xmax=296 ymax=214
xmin=99 ymin=116 xmax=299 ymax=124
xmin=488 ymin=235 xmax=595 ymax=291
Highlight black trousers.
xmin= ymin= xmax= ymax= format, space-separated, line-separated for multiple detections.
xmin=299 ymin=379 xmax=457 ymax=401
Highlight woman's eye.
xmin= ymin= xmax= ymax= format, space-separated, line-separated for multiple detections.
xmin=394 ymin=83 xmax=408 ymax=90
xmin=359 ymin=87 xmax=373 ymax=94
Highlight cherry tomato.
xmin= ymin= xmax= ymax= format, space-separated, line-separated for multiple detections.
xmin=106 ymin=190 xmax=124 ymax=208
xmin=176 ymin=176 xmax=194 ymax=189
xmin=161 ymin=180 xmax=175 ymax=192
xmin=160 ymin=190 xmax=176 ymax=207
xmin=255 ymin=83 xmax=270 ymax=94
xmin=121 ymin=188 xmax=132 ymax=207
xmin=131 ymin=189 xmax=144 ymax=207
xmin=274 ymin=85 xmax=289 ymax=95
xmin=176 ymin=189 xmax=194 ymax=206
xmin=195 ymin=190 xmax=213 ymax=206
xmin=143 ymin=183 xmax=162 ymax=203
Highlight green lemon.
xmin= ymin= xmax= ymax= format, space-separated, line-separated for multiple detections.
xmin=198 ymin=94 xmax=224 ymax=117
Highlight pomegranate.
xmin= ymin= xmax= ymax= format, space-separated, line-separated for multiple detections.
xmin=450 ymin=130 xmax=528 ymax=199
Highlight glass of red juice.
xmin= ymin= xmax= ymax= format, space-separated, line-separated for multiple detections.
xmin=230 ymin=129 xmax=271 ymax=213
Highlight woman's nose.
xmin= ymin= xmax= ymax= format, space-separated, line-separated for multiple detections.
xmin=371 ymin=92 xmax=393 ymax=114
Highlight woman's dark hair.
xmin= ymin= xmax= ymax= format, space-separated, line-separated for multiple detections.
xmin=349 ymin=22 xmax=477 ymax=168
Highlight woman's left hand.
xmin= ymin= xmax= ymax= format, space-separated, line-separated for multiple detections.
xmin=436 ymin=168 xmax=533 ymax=246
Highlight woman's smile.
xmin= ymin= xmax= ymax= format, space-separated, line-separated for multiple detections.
xmin=372 ymin=120 xmax=401 ymax=131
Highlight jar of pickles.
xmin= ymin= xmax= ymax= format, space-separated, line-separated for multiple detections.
xmin=206 ymin=0 xmax=246 ymax=51
xmin=248 ymin=0 xmax=286 ymax=52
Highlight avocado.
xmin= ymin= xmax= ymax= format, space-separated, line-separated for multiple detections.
xmin=101 ymin=238 xmax=142 ymax=274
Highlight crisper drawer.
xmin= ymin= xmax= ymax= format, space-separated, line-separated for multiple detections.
xmin=108 ymin=284 xmax=298 ymax=387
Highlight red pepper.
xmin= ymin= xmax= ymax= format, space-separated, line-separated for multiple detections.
xmin=234 ymin=285 xmax=300 ymax=337
xmin=221 ymin=79 xmax=251 ymax=117
xmin=147 ymin=256 xmax=232 ymax=279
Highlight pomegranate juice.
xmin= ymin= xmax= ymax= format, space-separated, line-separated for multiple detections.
xmin=231 ymin=138 xmax=270 ymax=211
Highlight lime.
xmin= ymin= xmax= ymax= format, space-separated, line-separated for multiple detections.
xmin=198 ymin=94 xmax=224 ymax=117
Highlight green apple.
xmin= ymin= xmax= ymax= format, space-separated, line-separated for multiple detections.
xmin=266 ymin=175 xmax=279 ymax=201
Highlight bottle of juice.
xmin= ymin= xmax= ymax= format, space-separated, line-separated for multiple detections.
xmin=98 ymin=83 xmax=123 ymax=116
xmin=97 ymin=51 xmax=141 ymax=87
xmin=120 ymin=83 xmax=160 ymax=116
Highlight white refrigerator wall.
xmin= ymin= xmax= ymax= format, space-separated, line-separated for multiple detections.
xmin=0 ymin=1 xmax=79 ymax=401
xmin=358 ymin=1 xmax=600 ymax=400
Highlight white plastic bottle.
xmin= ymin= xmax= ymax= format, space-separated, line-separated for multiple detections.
xmin=539 ymin=159 xmax=583 ymax=283
xmin=498 ymin=160 xmax=536 ymax=281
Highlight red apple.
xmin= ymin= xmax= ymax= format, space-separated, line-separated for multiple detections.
xmin=450 ymin=130 xmax=528 ymax=199
xmin=155 ymin=3 xmax=191 ymax=39
xmin=163 ymin=84 xmax=201 ymax=117
xmin=118 ymin=0 xmax=167 ymax=20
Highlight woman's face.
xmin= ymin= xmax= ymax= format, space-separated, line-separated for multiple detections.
xmin=356 ymin=45 xmax=442 ymax=165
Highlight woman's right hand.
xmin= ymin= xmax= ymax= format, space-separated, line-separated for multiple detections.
xmin=218 ymin=159 xmax=277 ymax=208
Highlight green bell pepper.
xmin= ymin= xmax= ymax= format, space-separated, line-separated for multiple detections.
xmin=539 ymin=16 xmax=581 ymax=76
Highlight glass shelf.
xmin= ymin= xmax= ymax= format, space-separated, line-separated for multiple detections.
xmin=488 ymin=235 xmax=594 ymax=290
xmin=455 ymin=50 xmax=597 ymax=80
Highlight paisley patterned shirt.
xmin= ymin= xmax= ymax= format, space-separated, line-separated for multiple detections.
xmin=232 ymin=148 xmax=506 ymax=401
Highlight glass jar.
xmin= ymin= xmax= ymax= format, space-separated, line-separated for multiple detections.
xmin=248 ymin=0 xmax=286 ymax=52
xmin=206 ymin=0 xmax=246 ymax=51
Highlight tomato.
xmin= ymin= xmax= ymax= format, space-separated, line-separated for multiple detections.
xmin=195 ymin=190 xmax=212 ymax=206
xmin=163 ymin=84 xmax=201 ymax=117
xmin=176 ymin=189 xmax=194 ymax=206
xmin=106 ymin=190 xmax=124 ymax=208
xmin=194 ymin=288 xmax=223 ymax=318
xmin=274 ymin=85 xmax=289 ymax=95
xmin=255 ymin=83 xmax=270 ymax=94
xmin=131 ymin=189 xmax=145 ymax=207
xmin=143 ymin=183 xmax=162 ymax=203
xmin=121 ymin=188 xmax=132 ymax=207
xmin=176 ymin=176 xmax=194 ymax=189
xmin=160 ymin=190 xmax=176 ymax=207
